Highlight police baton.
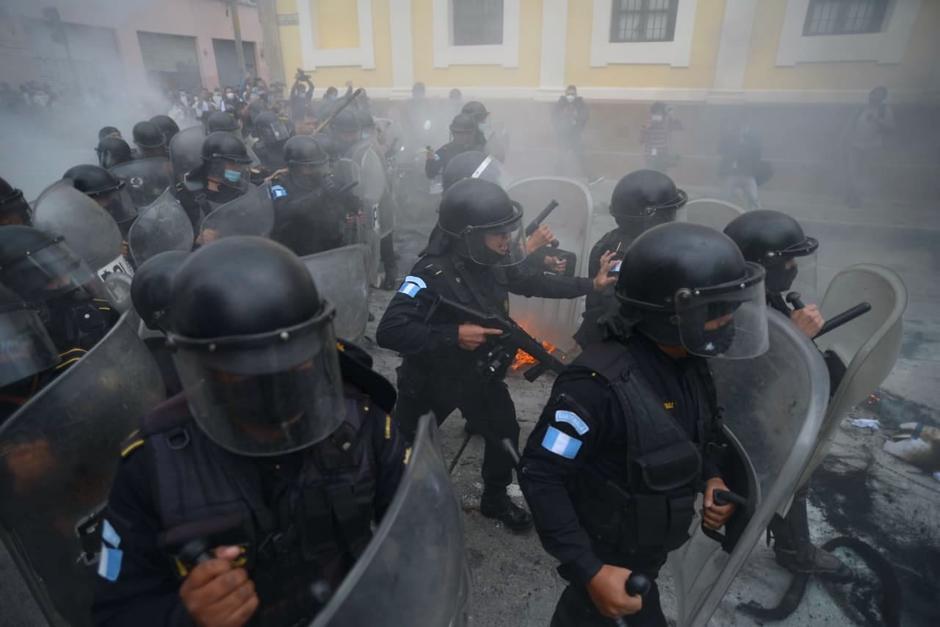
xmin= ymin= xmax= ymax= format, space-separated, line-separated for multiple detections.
xmin=613 ymin=573 xmax=653 ymax=627
xmin=786 ymin=291 xmax=872 ymax=340
xmin=311 ymin=87 xmax=365 ymax=136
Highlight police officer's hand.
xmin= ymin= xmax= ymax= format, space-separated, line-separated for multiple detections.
xmin=457 ymin=324 xmax=502 ymax=350
xmin=526 ymin=224 xmax=555 ymax=253
xmin=544 ymin=255 xmax=567 ymax=273
xmin=179 ymin=546 xmax=259 ymax=627
xmin=586 ymin=564 xmax=642 ymax=618
xmin=790 ymin=304 xmax=824 ymax=339
xmin=592 ymin=250 xmax=618 ymax=292
xmin=703 ymin=477 xmax=736 ymax=530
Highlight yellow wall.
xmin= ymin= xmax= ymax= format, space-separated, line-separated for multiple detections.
xmin=316 ymin=0 xmax=359 ymax=49
xmin=744 ymin=0 xmax=940 ymax=91
xmin=565 ymin=0 xmax=726 ymax=88
xmin=410 ymin=0 xmax=543 ymax=87
xmin=276 ymin=0 xmax=393 ymax=88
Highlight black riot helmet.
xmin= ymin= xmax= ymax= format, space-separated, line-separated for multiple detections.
xmin=0 ymin=176 xmax=31 ymax=225
xmin=133 ymin=121 xmax=166 ymax=150
xmin=252 ymin=110 xmax=292 ymax=145
xmin=0 ymin=225 xmax=98 ymax=305
xmin=63 ymin=164 xmax=137 ymax=227
xmin=130 ymin=250 xmax=188 ymax=331
xmin=724 ymin=210 xmax=818 ymax=295
xmin=615 ymin=222 xmax=768 ymax=359
xmin=200 ymin=131 xmax=252 ymax=188
xmin=284 ymin=135 xmax=330 ymax=189
xmin=442 ymin=150 xmax=502 ymax=192
xmin=610 ymin=169 xmax=686 ymax=234
xmin=438 ymin=178 xmax=526 ymax=266
xmin=207 ymin=110 xmax=240 ymax=133
xmin=330 ymin=109 xmax=361 ymax=135
xmin=461 ymin=101 xmax=489 ymax=124
xmin=168 ymin=236 xmax=345 ymax=457
xmin=96 ymin=136 xmax=133 ymax=169
xmin=0 ymin=284 xmax=60 ymax=387
xmin=449 ymin=113 xmax=478 ymax=134
xmin=149 ymin=115 xmax=180 ymax=143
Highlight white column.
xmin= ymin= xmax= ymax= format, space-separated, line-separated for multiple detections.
xmin=713 ymin=0 xmax=758 ymax=92
xmin=539 ymin=0 xmax=568 ymax=93
xmin=389 ymin=0 xmax=414 ymax=90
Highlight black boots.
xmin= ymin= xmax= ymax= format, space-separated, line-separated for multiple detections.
xmin=480 ymin=490 xmax=533 ymax=533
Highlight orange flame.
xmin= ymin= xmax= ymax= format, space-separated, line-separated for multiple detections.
xmin=511 ymin=340 xmax=559 ymax=371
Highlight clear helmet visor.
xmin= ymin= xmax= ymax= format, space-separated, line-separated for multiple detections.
xmin=765 ymin=238 xmax=819 ymax=301
xmin=2 ymin=240 xmax=99 ymax=304
xmin=170 ymin=309 xmax=346 ymax=457
xmin=674 ymin=262 xmax=769 ymax=359
xmin=93 ymin=187 xmax=138 ymax=229
xmin=463 ymin=213 xmax=528 ymax=267
xmin=0 ymin=306 xmax=60 ymax=387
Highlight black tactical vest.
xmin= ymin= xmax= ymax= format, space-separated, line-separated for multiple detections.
xmin=142 ymin=392 xmax=379 ymax=626
xmin=568 ymin=339 xmax=719 ymax=556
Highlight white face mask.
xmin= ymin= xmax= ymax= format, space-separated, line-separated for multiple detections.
xmin=566 ymin=94 xmax=575 ymax=102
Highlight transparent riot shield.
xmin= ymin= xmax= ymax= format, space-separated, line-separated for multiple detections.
xmin=301 ymin=245 xmax=370 ymax=342
xmin=109 ymin=157 xmax=173 ymax=208
xmin=683 ymin=198 xmax=745 ymax=231
xmin=310 ymin=414 xmax=469 ymax=627
xmin=796 ymin=263 xmax=906 ymax=488
xmin=127 ymin=188 xmax=195 ymax=265
xmin=0 ymin=311 xmax=166 ymax=627
xmin=506 ymin=177 xmax=594 ymax=352
xmin=334 ymin=157 xmax=381 ymax=285
xmin=666 ymin=310 xmax=829 ymax=627
xmin=32 ymin=180 xmax=124 ymax=273
xmin=169 ymin=125 xmax=206 ymax=183
xmin=198 ymin=182 xmax=275 ymax=243
xmin=359 ymin=146 xmax=391 ymax=240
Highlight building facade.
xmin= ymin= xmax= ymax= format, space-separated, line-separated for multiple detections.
xmin=273 ymin=0 xmax=940 ymax=102
xmin=0 ymin=0 xmax=272 ymax=95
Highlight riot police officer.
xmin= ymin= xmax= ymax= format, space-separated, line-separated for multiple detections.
xmin=0 ymin=175 xmax=31 ymax=225
xmin=132 ymin=121 xmax=168 ymax=159
xmin=520 ymin=222 xmax=768 ymax=626
xmin=376 ymin=178 xmax=616 ymax=532
xmin=63 ymin=164 xmax=138 ymax=236
xmin=425 ymin=113 xmax=486 ymax=180
xmin=175 ymin=131 xmax=253 ymax=229
xmin=0 ymin=225 xmax=117 ymax=366
xmin=92 ymin=236 xmax=407 ymax=627
xmin=96 ymin=136 xmax=134 ymax=170
xmin=327 ymin=109 xmax=363 ymax=158
xmin=251 ymin=110 xmax=292 ymax=171
xmin=269 ymin=135 xmax=353 ymax=255
xmin=150 ymin=115 xmax=180 ymax=145
xmin=574 ymin=170 xmax=686 ymax=348
xmin=723 ymin=210 xmax=846 ymax=578
xmin=130 ymin=250 xmax=188 ymax=396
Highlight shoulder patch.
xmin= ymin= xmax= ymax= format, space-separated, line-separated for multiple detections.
xmin=541 ymin=426 xmax=582 ymax=460
xmin=97 ymin=546 xmax=123 ymax=582
xmin=101 ymin=519 xmax=121 ymax=548
xmin=554 ymin=410 xmax=589 ymax=435
xmin=398 ymin=275 xmax=427 ymax=298
xmin=270 ymin=184 xmax=288 ymax=199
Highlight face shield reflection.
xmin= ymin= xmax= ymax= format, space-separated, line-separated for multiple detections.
xmin=170 ymin=312 xmax=346 ymax=457
xmin=674 ymin=262 xmax=769 ymax=359
xmin=93 ymin=187 xmax=138 ymax=227
xmin=0 ymin=306 xmax=60 ymax=387
xmin=3 ymin=239 xmax=99 ymax=304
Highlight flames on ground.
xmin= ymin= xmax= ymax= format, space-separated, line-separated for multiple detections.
xmin=510 ymin=319 xmax=564 ymax=371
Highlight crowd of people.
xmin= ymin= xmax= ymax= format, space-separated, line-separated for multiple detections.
xmin=0 ymin=76 xmax=894 ymax=627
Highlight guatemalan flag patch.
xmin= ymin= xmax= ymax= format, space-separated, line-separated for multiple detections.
xmin=398 ymin=275 xmax=427 ymax=298
xmin=541 ymin=426 xmax=582 ymax=459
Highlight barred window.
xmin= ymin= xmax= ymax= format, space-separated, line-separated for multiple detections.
xmin=609 ymin=0 xmax=679 ymax=43
xmin=453 ymin=0 xmax=504 ymax=46
xmin=802 ymin=0 xmax=889 ymax=36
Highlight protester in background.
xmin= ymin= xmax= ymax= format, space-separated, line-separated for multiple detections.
xmin=843 ymin=86 xmax=895 ymax=208
xmin=718 ymin=119 xmax=764 ymax=210
xmin=289 ymin=70 xmax=315 ymax=124
xmin=552 ymin=85 xmax=592 ymax=181
xmin=641 ymin=101 xmax=682 ymax=172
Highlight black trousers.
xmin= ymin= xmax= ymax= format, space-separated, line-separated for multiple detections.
xmin=550 ymin=580 xmax=667 ymax=627
xmin=393 ymin=369 xmax=519 ymax=491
